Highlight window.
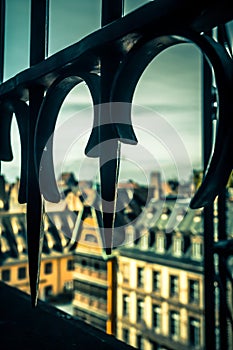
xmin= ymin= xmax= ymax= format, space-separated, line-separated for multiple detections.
xmin=189 ymin=279 xmax=200 ymax=304
xmin=170 ymin=311 xmax=180 ymax=340
xmin=84 ymin=234 xmax=97 ymax=243
xmin=81 ymin=259 xmax=87 ymax=267
xmin=137 ymin=267 xmax=144 ymax=288
xmin=137 ymin=299 xmax=144 ymax=322
xmin=67 ymin=259 xmax=74 ymax=271
xmin=125 ymin=225 xmax=135 ymax=247
xmin=152 ymin=271 xmax=160 ymax=292
xmin=189 ymin=317 xmax=201 ymax=347
xmin=156 ymin=234 xmax=165 ymax=253
xmin=123 ymin=294 xmax=130 ymax=317
xmin=122 ymin=263 xmax=130 ymax=284
xmin=94 ymin=262 xmax=100 ymax=270
xmin=173 ymin=237 xmax=183 ymax=257
xmin=44 ymin=262 xmax=52 ymax=274
xmin=122 ymin=328 xmax=129 ymax=343
xmin=170 ymin=275 xmax=179 ymax=297
xmin=18 ymin=266 xmax=26 ymax=280
xmin=64 ymin=280 xmax=73 ymax=291
xmin=44 ymin=285 xmax=53 ymax=299
xmin=136 ymin=334 xmax=144 ymax=350
xmin=152 ymin=305 xmax=161 ymax=332
xmin=140 ymin=233 xmax=149 ymax=250
xmin=1 ymin=269 xmax=10 ymax=282
xmin=192 ymin=241 xmax=203 ymax=261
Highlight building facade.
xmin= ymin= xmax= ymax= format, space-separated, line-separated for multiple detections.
xmin=117 ymin=199 xmax=205 ymax=350
xmin=0 ymin=175 xmax=77 ymax=302
xmin=72 ymin=205 xmax=117 ymax=334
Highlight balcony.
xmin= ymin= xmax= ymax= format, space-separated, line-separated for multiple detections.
xmin=0 ymin=281 xmax=133 ymax=350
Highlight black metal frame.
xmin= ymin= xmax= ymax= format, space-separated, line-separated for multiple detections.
xmin=0 ymin=1 xmax=232 ymax=348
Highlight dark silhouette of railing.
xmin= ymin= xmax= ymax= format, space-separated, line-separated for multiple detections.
xmin=0 ymin=1 xmax=232 ymax=349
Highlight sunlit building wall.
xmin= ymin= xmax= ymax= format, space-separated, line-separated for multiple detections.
xmin=72 ymin=207 xmax=117 ymax=335
xmin=116 ymin=199 xmax=205 ymax=350
xmin=0 ymin=176 xmax=76 ymax=302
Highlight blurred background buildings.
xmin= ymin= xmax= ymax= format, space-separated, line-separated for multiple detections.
xmin=1 ymin=171 xmax=232 ymax=350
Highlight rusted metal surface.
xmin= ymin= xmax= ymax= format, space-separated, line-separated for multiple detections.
xmin=0 ymin=1 xmax=232 ymax=348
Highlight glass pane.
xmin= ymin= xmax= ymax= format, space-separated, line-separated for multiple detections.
xmin=49 ymin=0 xmax=101 ymax=55
xmin=124 ymin=0 xmax=152 ymax=15
xmin=4 ymin=0 xmax=30 ymax=80
xmin=132 ymin=43 xmax=202 ymax=184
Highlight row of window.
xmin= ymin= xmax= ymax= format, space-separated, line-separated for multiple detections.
xmin=127 ymin=231 xmax=203 ymax=261
xmin=122 ymin=313 xmax=201 ymax=348
xmin=1 ymin=266 xmax=27 ymax=281
xmin=122 ymin=294 xmax=201 ymax=345
xmin=134 ymin=268 xmax=200 ymax=304
xmin=41 ymin=281 xmax=73 ymax=300
xmin=155 ymin=236 xmax=203 ymax=261
xmin=1 ymin=259 xmax=74 ymax=282
xmin=75 ymin=256 xmax=107 ymax=272
xmin=74 ymin=280 xmax=107 ymax=299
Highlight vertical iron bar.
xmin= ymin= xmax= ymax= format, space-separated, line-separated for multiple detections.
xmin=202 ymin=54 xmax=216 ymax=349
xmin=101 ymin=0 xmax=123 ymax=26
xmin=217 ymin=25 xmax=231 ymax=349
xmin=100 ymin=1 xmax=123 ymax=254
xmin=30 ymin=0 xmax=49 ymax=64
xmin=0 ymin=0 xmax=5 ymax=175
xmin=0 ymin=0 xmax=5 ymax=83
xmin=28 ymin=0 xmax=49 ymax=306
xmin=218 ymin=190 xmax=229 ymax=349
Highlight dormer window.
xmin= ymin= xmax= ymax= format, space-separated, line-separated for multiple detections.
xmin=156 ymin=233 xmax=165 ymax=254
xmin=125 ymin=225 xmax=135 ymax=247
xmin=140 ymin=230 xmax=149 ymax=250
xmin=173 ymin=235 xmax=183 ymax=257
xmin=191 ymin=237 xmax=203 ymax=261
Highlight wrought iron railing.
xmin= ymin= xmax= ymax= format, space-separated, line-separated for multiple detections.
xmin=0 ymin=1 xmax=232 ymax=349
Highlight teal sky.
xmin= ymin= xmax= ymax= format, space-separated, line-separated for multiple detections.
xmin=1 ymin=1 xmax=233 ymax=185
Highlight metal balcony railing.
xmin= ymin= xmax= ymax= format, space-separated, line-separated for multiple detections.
xmin=0 ymin=1 xmax=232 ymax=349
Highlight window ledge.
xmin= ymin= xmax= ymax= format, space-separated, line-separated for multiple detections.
xmin=0 ymin=282 xmax=133 ymax=350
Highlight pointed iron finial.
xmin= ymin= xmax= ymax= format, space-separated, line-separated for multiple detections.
xmin=27 ymin=186 xmax=44 ymax=307
xmin=100 ymin=140 xmax=121 ymax=254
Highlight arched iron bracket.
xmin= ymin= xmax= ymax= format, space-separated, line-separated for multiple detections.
xmin=12 ymin=100 xmax=29 ymax=204
xmin=0 ymin=100 xmax=29 ymax=204
xmin=34 ymin=72 xmax=100 ymax=203
xmin=0 ymin=102 xmax=14 ymax=163
xmin=187 ymin=32 xmax=233 ymax=208
xmin=110 ymin=30 xmax=233 ymax=209
xmin=110 ymin=34 xmax=185 ymax=136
